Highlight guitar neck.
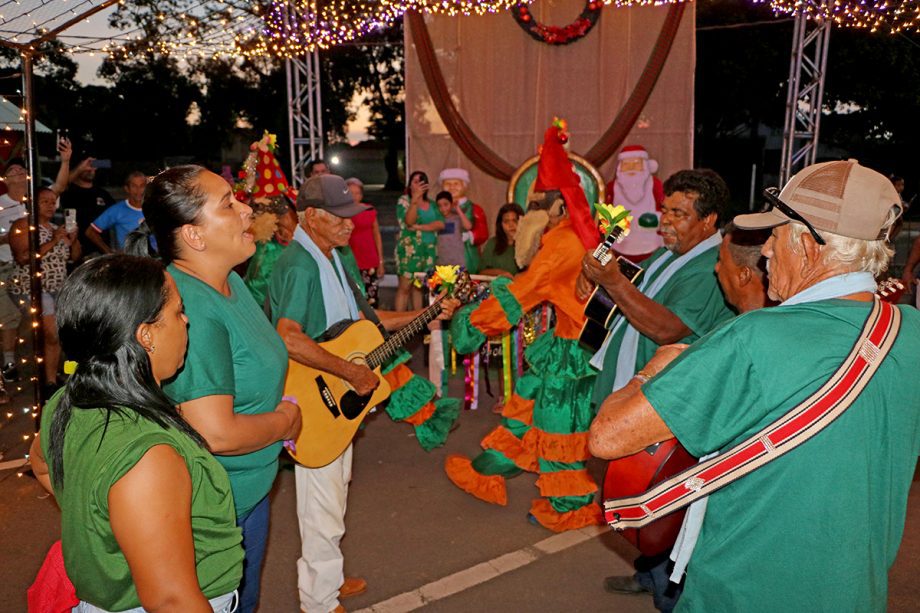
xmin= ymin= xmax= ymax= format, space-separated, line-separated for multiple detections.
xmin=366 ymin=298 xmax=444 ymax=369
xmin=593 ymin=227 xmax=623 ymax=262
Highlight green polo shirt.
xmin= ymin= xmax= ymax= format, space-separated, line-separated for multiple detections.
xmin=643 ymin=300 xmax=920 ymax=612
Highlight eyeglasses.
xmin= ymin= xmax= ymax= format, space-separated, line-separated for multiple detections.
xmin=762 ymin=187 xmax=826 ymax=246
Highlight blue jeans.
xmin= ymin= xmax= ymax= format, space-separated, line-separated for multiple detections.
xmin=634 ymin=553 xmax=683 ymax=613
xmin=237 ymin=496 xmax=270 ymax=613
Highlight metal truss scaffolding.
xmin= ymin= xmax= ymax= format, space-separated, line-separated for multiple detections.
xmin=779 ymin=15 xmax=832 ymax=185
xmin=286 ymin=51 xmax=324 ymax=187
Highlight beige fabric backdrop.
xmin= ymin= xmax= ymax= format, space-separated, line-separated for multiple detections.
xmin=404 ymin=1 xmax=695 ymax=231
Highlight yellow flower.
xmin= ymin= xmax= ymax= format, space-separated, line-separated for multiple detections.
xmin=434 ymin=265 xmax=459 ymax=285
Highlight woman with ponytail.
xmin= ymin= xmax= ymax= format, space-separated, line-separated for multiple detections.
xmin=124 ymin=165 xmax=300 ymax=613
xmin=29 ymin=255 xmax=243 ymax=611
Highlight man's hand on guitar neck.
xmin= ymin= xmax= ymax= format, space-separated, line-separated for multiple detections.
xmin=580 ymin=253 xmax=627 ymax=297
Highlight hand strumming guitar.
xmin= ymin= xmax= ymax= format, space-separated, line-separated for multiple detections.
xmin=346 ymin=362 xmax=379 ymax=396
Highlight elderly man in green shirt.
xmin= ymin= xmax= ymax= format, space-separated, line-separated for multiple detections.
xmin=269 ymin=175 xmax=458 ymax=613
xmin=589 ymin=160 xmax=920 ymax=612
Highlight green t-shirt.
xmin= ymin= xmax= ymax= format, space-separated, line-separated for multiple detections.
xmin=592 ymin=244 xmax=732 ymax=405
xmin=269 ymin=242 xmax=363 ymax=339
xmin=643 ymin=300 xmax=920 ymax=612
xmin=164 ymin=267 xmax=288 ymax=518
xmin=40 ymin=394 xmax=243 ymax=610
xmin=479 ymin=237 xmax=520 ymax=276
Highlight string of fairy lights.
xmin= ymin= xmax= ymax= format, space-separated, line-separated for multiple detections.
xmin=0 ymin=0 xmax=915 ymax=63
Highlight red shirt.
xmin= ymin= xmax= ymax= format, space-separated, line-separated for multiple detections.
xmin=348 ymin=206 xmax=380 ymax=269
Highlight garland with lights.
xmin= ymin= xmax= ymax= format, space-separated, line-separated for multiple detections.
xmin=510 ymin=2 xmax=602 ymax=45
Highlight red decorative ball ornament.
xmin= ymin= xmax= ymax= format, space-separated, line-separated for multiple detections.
xmin=511 ymin=1 xmax=601 ymax=46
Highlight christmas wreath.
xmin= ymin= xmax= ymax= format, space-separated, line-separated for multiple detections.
xmin=511 ymin=2 xmax=602 ymax=46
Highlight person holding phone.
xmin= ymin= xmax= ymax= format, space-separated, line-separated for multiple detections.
xmin=394 ymin=171 xmax=442 ymax=311
xmin=9 ymin=187 xmax=81 ymax=392
xmin=62 ymin=150 xmax=114 ymax=257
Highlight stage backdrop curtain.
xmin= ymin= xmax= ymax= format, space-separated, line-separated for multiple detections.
xmin=404 ymin=1 xmax=696 ymax=230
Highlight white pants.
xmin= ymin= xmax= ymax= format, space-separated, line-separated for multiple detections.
xmin=295 ymin=444 xmax=353 ymax=613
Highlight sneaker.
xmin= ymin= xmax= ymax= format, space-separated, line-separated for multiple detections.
xmin=603 ymin=575 xmax=652 ymax=595
xmin=2 ymin=362 xmax=19 ymax=382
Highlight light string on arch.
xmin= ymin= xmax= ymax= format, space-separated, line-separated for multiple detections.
xmin=1 ymin=1 xmax=916 ymax=60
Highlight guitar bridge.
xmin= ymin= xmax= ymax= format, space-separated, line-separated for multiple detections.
xmin=315 ymin=376 xmax=341 ymax=418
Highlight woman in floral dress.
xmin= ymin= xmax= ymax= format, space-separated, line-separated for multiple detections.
xmin=394 ymin=171 xmax=443 ymax=311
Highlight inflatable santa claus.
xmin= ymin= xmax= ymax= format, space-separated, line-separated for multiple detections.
xmin=604 ymin=145 xmax=665 ymax=262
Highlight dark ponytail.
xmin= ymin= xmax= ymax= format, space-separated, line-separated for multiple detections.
xmin=126 ymin=165 xmax=208 ymax=264
xmin=48 ymin=255 xmax=205 ymax=490
xmin=124 ymin=220 xmax=158 ymax=259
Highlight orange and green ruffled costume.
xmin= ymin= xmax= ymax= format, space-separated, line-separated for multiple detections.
xmin=445 ymin=219 xmax=603 ymax=531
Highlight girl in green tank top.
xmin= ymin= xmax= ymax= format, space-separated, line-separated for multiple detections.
xmin=30 ymin=255 xmax=243 ymax=612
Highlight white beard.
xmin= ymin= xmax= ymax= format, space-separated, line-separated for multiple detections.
xmin=615 ymin=171 xmax=652 ymax=207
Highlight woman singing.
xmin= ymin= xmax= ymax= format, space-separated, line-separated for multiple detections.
xmin=127 ymin=166 xmax=301 ymax=613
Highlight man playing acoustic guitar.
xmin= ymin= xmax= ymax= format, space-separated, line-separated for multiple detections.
xmin=590 ymin=161 xmax=920 ymax=612
xmin=269 ymin=174 xmax=459 ymax=613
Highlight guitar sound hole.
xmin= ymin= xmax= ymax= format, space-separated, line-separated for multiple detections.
xmin=340 ymin=390 xmax=372 ymax=419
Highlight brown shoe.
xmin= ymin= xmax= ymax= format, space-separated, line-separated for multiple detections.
xmin=339 ymin=576 xmax=367 ymax=599
xmin=332 ymin=606 xmax=346 ymax=613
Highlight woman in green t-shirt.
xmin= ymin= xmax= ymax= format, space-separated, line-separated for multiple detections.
xmin=30 ymin=255 xmax=243 ymax=611
xmin=479 ymin=203 xmax=524 ymax=279
xmin=126 ymin=166 xmax=301 ymax=613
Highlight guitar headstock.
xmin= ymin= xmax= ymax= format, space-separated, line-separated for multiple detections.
xmin=877 ymin=277 xmax=906 ymax=303
xmin=451 ymin=271 xmax=489 ymax=305
xmin=593 ymin=204 xmax=633 ymax=262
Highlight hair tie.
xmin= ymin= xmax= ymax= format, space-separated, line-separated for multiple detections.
xmin=63 ymin=360 xmax=78 ymax=375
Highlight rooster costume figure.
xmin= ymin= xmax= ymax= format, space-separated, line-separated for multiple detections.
xmin=445 ymin=121 xmax=605 ymax=531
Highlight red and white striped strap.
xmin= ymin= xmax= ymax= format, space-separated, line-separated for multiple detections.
xmin=604 ymin=299 xmax=901 ymax=529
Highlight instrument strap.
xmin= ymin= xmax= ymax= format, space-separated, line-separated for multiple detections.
xmin=343 ymin=269 xmax=389 ymax=339
xmin=604 ymin=299 xmax=901 ymax=530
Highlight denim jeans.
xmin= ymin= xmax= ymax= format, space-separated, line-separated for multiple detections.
xmin=237 ymin=495 xmax=271 ymax=613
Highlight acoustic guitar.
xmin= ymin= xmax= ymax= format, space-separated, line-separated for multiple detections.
xmin=578 ymin=224 xmax=644 ymax=353
xmin=283 ymin=273 xmax=479 ymax=468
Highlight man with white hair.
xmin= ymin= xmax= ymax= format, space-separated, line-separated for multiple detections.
xmin=589 ymin=160 xmax=920 ymax=611
xmin=606 ymin=145 xmax=665 ymax=261
xmin=438 ymin=168 xmax=488 ymax=272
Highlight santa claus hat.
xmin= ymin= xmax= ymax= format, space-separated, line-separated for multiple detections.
xmin=617 ymin=144 xmax=658 ymax=173
xmin=534 ymin=120 xmax=599 ymax=250
xmin=439 ymin=167 xmax=470 ymax=184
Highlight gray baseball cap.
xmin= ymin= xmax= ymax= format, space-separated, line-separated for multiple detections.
xmin=296 ymin=174 xmax=370 ymax=217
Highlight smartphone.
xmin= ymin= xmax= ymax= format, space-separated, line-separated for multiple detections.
xmin=64 ymin=208 xmax=77 ymax=233
xmin=57 ymin=128 xmax=69 ymax=144
xmin=90 ymin=159 xmax=112 ymax=169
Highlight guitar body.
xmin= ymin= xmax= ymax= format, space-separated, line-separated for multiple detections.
xmin=284 ymin=319 xmax=392 ymax=468
xmin=603 ymin=438 xmax=696 ymax=557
